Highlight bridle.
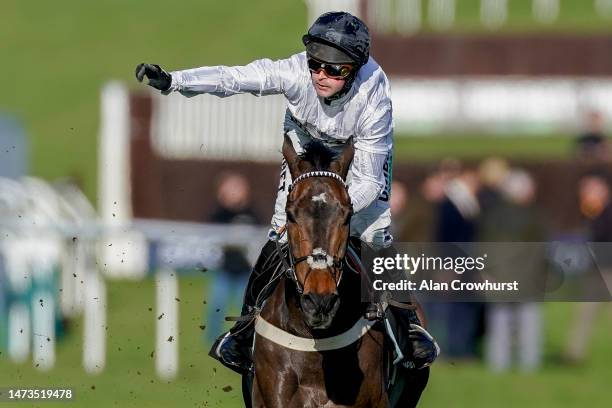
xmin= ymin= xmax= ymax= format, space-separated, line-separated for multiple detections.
xmin=289 ymin=170 xmax=345 ymax=191
xmin=278 ymin=170 xmax=350 ymax=295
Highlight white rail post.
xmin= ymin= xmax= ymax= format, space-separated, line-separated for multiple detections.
xmin=304 ymin=0 xmax=361 ymax=26
xmin=155 ymin=267 xmax=179 ymax=380
xmin=533 ymin=0 xmax=560 ymax=24
xmin=98 ymin=82 xmax=148 ymax=280
xmin=30 ymin=236 xmax=61 ymax=371
xmin=83 ymin=268 xmax=106 ymax=374
xmin=595 ymin=0 xmax=612 ymax=16
xmin=6 ymin=239 xmax=31 ymax=364
xmin=397 ymin=0 xmax=422 ymax=34
xmin=429 ymin=0 xmax=455 ymax=31
xmin=481 ymin=0 xmax=508 ymax=29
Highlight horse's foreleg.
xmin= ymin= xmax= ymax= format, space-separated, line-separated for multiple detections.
xmin=251 ymin=374 xmax=269 ymax=408
xmin=242 ymin=373 xmax=254 ymax=408
xmin=252 ymin=370 xmax=299 ymax=408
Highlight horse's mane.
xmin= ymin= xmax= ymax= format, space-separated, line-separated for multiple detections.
xmin=299 ymin=139 xmax=337 ymax=171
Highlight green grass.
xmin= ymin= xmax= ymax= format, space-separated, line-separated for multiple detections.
xmin=1 ymin=276 xmax=610 ymax=407
xmin=394 ymin=134 xmax=575 ymax=162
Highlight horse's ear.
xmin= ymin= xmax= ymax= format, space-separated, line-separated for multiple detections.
xmin=331 ymin=136 xmax=355 ymax=179
xmin=282 ymin=134 xmax=302 ymax=179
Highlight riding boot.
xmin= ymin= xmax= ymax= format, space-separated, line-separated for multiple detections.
xmin=360 ymin=241 xmax=440 ymax=369
xmin=209 ymin=239 xmax=282 ymax=375
xmin=385 ymin=304 xmax=440 ymax=369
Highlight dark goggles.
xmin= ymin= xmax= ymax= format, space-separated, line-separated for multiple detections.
xmin=307 ymin=57 xmax=354 ymax=79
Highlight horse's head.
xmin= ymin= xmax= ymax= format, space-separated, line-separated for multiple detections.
xmin=282 ymin=134 xmax=354 ymax=329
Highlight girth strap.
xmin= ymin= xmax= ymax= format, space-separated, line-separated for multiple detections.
xmin=254 ymin=315 xmax=376 ymax=352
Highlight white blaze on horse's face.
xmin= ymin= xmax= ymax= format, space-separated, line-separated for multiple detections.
xmin=306 ymin=248 xmax=334 ymax=270
xmin=311 ymin=192 xmax=327 ymax=204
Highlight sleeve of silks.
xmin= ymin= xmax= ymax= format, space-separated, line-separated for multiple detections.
xmin=349 ymin=98 xmax=393 ymax=213
xmin=165 ymin=53 xmax=304 ymax=99
xmin=348 ymin=148 xmax=388 ymax=213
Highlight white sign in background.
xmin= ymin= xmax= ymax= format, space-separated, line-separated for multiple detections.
xmin=149 ymin=78 xmax=612 ymax=161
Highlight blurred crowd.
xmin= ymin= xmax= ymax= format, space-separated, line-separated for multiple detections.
xmin=389 ymin=141 xmax=611 ymax=372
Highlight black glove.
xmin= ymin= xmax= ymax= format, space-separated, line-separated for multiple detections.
xmin=135 ymin=63 xmax=172 ymax=91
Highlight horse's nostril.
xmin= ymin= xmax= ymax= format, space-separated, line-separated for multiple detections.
xmin=325 ymin=293 xmax=340 ymax=313
xmin=301 ymin=293 xmax=340 ymax=315
xmin=301 ymin=293 xmax=319 ymax=314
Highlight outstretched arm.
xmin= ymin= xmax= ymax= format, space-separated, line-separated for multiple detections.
xmin=136 ymin=54 xmax=305 ymax=99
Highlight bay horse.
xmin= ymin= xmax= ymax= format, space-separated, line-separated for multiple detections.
xmin=244 ymin=135 xmax=428 ymax=407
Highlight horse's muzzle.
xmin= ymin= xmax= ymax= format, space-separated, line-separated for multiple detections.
xmin=300 ymin=292 xmax=340 ymax=329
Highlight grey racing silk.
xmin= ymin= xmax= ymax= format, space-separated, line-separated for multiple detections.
xmin=167 ymin=52 xmax=394 ymax=246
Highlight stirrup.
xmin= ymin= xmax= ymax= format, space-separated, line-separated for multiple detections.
xmin=365 ymin=302 xmax=384 ymax=321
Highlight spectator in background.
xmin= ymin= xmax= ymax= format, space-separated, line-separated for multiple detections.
xmin=564 ymin=172 xmax=612 ymax=364
xmin=204 ymin=172 xmax=261 ymax=344
xmin=393 ymin=158 xmax=465 ymax=242
xmin=481 ymin=169 xmax=547 ymax=372
xmin=575 ymin=110 xmax=610 ymax=161
xmin=478 ymin=161 xmax=545 ymax=241
xmin=577 ymin=172 xmax=612 ymax=240
xmin=422 ymin=158 xmax=462 ymax=206
xmin=436 ymin=168 xmax=480 ymax=243
xmin=428 ymin=167 xmax=482 ymax=360
xmin=477 ymin=157 xmax=510 ymax=215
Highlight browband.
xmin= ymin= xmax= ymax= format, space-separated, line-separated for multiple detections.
xmin=289 ymin=171 xmax=345 ymax=191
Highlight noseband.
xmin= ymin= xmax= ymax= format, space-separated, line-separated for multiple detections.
xmin=279 ymin=170 xmax=348 ymax=295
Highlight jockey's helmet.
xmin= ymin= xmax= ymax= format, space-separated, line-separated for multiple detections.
xmin=302 ymin=11 xmax=371 ymax=68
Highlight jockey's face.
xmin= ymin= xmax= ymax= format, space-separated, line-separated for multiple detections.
xmin=310 ymin=70 xmax=346 ymax=98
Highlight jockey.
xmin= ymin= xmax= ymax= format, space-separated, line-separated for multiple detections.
xmin=136 ymin=11 xmax=438 ymax=375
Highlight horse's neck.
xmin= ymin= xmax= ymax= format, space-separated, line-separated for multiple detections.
xmin=260 ymin=273 xmax=364 ymax=339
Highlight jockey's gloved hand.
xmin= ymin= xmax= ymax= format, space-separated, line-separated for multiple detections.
xmin=406 ymin=324 xmax=440 ymax=369
xmin=135 ymin=63 xmax=172 ymax=91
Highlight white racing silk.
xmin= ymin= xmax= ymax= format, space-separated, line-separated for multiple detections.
xmin=167 ymin=52 xmax=394 ymax=247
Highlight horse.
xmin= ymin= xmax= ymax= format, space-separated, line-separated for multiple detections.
xmin=243 ymin=134 xmax=428 ymax=407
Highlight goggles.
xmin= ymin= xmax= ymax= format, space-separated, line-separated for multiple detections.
xmin=307 ymin=57 xmax=354 ymax=79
